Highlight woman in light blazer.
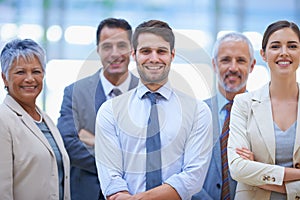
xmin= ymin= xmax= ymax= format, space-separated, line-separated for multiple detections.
xmin=0 ymin=39 xmax=70 ymax=200
xmin=228 ymin=20 xmax=300 ymax=200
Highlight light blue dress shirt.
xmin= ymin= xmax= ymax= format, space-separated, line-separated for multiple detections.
xmin=95 ymin=81 xmax=213 ymax=200
xmin=216 ymin=90 xmax=232 ymax=132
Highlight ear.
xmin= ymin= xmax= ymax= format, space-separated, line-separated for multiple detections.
xmin=260 ymin=49 xmax=267 ymax=62
xmin=171 ymin=49 xmax=175 ymax=61
xmin=131 ymin=49 xmax=136 ymax=60
xmin=1 ymin=72 xmax=8 ymax=87
xmin=249 ymin=58 xmax=256 ymax=73
xmin=212 ymin=58 xmax=217 ymax=73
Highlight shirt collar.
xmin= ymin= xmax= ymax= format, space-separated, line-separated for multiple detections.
xmin=136 ymin=81 xmax=173 ymax=101
xmin=100 ymin=69 xmax=132 ymax=97
xmin=216 ymin=89 xmax=232 ymax=113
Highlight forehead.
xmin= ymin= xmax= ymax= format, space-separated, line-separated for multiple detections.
xmin=11 ymin=56 xmax=41 ymax=68
xmin=268 ymin=27 xmax=300 ymax=43
xmin=218 ymin=40 xmax=250 ymax=58
xmin=99 ymin=26 xmax=130 ymax=44
xmin=137 ymin=32 xmax=170 ymax=49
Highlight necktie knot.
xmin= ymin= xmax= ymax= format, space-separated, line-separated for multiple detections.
xmin=223 ymin=101 xmax=233 ymax=112
xmin=145 ymin=92 xmax=161 ymax=105
xmin=110 ymin=88 xmax=122 ymax=97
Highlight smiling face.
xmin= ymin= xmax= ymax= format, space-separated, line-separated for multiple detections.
xmin=260 ymin=27 xmax=300 ymax=79
xmin=132 ymin=32 xmax=175 ymax=91
xmin=97 ymin=26 xmax=131 ymax=82
xmin=214 ymin=40 xmax=255 ymax=95
xmin=2 ymin=56 xmax=44 ymax=107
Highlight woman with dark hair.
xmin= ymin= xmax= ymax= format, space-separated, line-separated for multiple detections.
xmin=0 ymin=38 xmax=70 ymax=200
xmin=228 ymin=20 xmax=300 ymax=199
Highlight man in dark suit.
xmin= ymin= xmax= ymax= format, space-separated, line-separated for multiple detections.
xmin=192 ymin=32 xmax=256 ymax=200
xmin=57 ymin=18 xmax=139 ymax=200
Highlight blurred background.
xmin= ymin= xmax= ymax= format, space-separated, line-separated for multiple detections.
xmin=0 ymin=0 xmax=299 ymax=122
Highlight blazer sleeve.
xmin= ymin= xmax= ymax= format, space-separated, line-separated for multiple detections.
xmin=227 ymin=94 xmax=285 ymax=186
xmin=57 ymin=84 xmax=97 ymax=174
xmin=0 ymin=111 xmax=13 ymax=199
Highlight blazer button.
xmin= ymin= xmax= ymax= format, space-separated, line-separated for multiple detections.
xmin=262 ymin=176 xmax=267 ymax=181
xmin=295 ymin=195 xmax=300 ymax=200
xmin=295 ymin=163 xmax=300 ymax=169
xmin=272 ymin=177 xmax=276 ymax=182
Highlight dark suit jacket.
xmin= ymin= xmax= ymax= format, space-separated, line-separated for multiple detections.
xmin=192 ymin=95 xmax=236 ymax=200
xmin=57 ymin=69 xmax=139 ymax=200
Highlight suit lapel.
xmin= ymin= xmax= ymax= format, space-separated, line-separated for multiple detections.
xmin=293 ymin=83 xmax=300 ymax=161
xmin=129 ymin=74 xmax=139 ymax=90
xmin=43 ymin=112 xmax=67 ymax=159
xmin=205 ymin=96 xmax=222 ymax=177
xmin=91 ymin=69 xmax=106 ymax=112
xmin=251 ymin=84 xmax=276 ymax=163
xmin=4 ymin=96 xmax=54 ymax=155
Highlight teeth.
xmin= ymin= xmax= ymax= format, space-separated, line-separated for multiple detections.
xmin=278 ymin=61 xmax=290 ymax=65
xmin=146 ymin=66 xmax=162 ymax=70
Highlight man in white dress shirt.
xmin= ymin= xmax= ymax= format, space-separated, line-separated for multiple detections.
xmin=95 ymin=19 xmax=213 ymax=200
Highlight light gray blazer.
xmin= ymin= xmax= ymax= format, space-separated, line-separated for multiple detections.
xmin=0 ymin=95 xmax=70 ymax=200
xmin=228 ymin=83 xmax=300 ymax=200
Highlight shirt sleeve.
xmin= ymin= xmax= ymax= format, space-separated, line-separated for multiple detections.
xmin=95 ymin=100 xmax=129 ymax=197
xmin=165 ymin=100 xmax=213 ymax=200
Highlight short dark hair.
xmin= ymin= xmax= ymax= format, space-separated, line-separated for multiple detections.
xmin=262 ymin=20 xmax=300 ymax=52
xmin=96 ymin=18 xmax=132 ymax=45
xmin=132 ymin=20 xmax=175 ymax=52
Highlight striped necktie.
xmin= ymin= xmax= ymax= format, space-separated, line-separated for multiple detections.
xmin=220 ymin=102 xmax=233 ymax=200
xmin=145 ymin=92 xmax=162 ymax=190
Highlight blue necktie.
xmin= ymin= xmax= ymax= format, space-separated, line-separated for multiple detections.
xmin=145 ymin=92 xmax=162 ymax=190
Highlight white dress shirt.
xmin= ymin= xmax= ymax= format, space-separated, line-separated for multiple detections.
xmin=95 ymin=81 xmax=213 ymax=200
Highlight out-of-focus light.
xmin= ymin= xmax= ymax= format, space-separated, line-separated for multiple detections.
xmin=216 ymin=30 xmax=235 ymax=39
xmin=175 ymin=29 xmax=213 ymax=49
xmin=64 ymin=26 xmax=95 ymax=45
xmin=47 ymin=25 xmax=62 ymax=42
xmin=1 ymin=23 xmax=18 ymax=41
xmin=243 ymin=31 xmax=263 ymax=51
xmin=18 ymin=24 xmax=44 ymax=41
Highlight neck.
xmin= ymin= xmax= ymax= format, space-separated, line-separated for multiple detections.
xmin=22 ymin=104 xmax=42 ymax=122
xmin=219 ymin=85 xmax=246 ymax=101
xmin=105 ymin=71 xmax=129 ymax=86
xmin=144 ymin=80 xmax=167 ymax=92
xmin=269 ymin=80 xmax=298 ymax=100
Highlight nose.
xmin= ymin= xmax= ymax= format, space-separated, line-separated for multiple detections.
xmin=25 ymin=72 xmax=34 ymax=82
xmin=280 ymin=46 xmax=288 ymax=56
xmin=229 ymin=60 xmax=238 ymax=72
xmin=111 ymin=45 xmax=121 ymax=58
xmin=149 ymin=51 xmax=160 ymax=63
